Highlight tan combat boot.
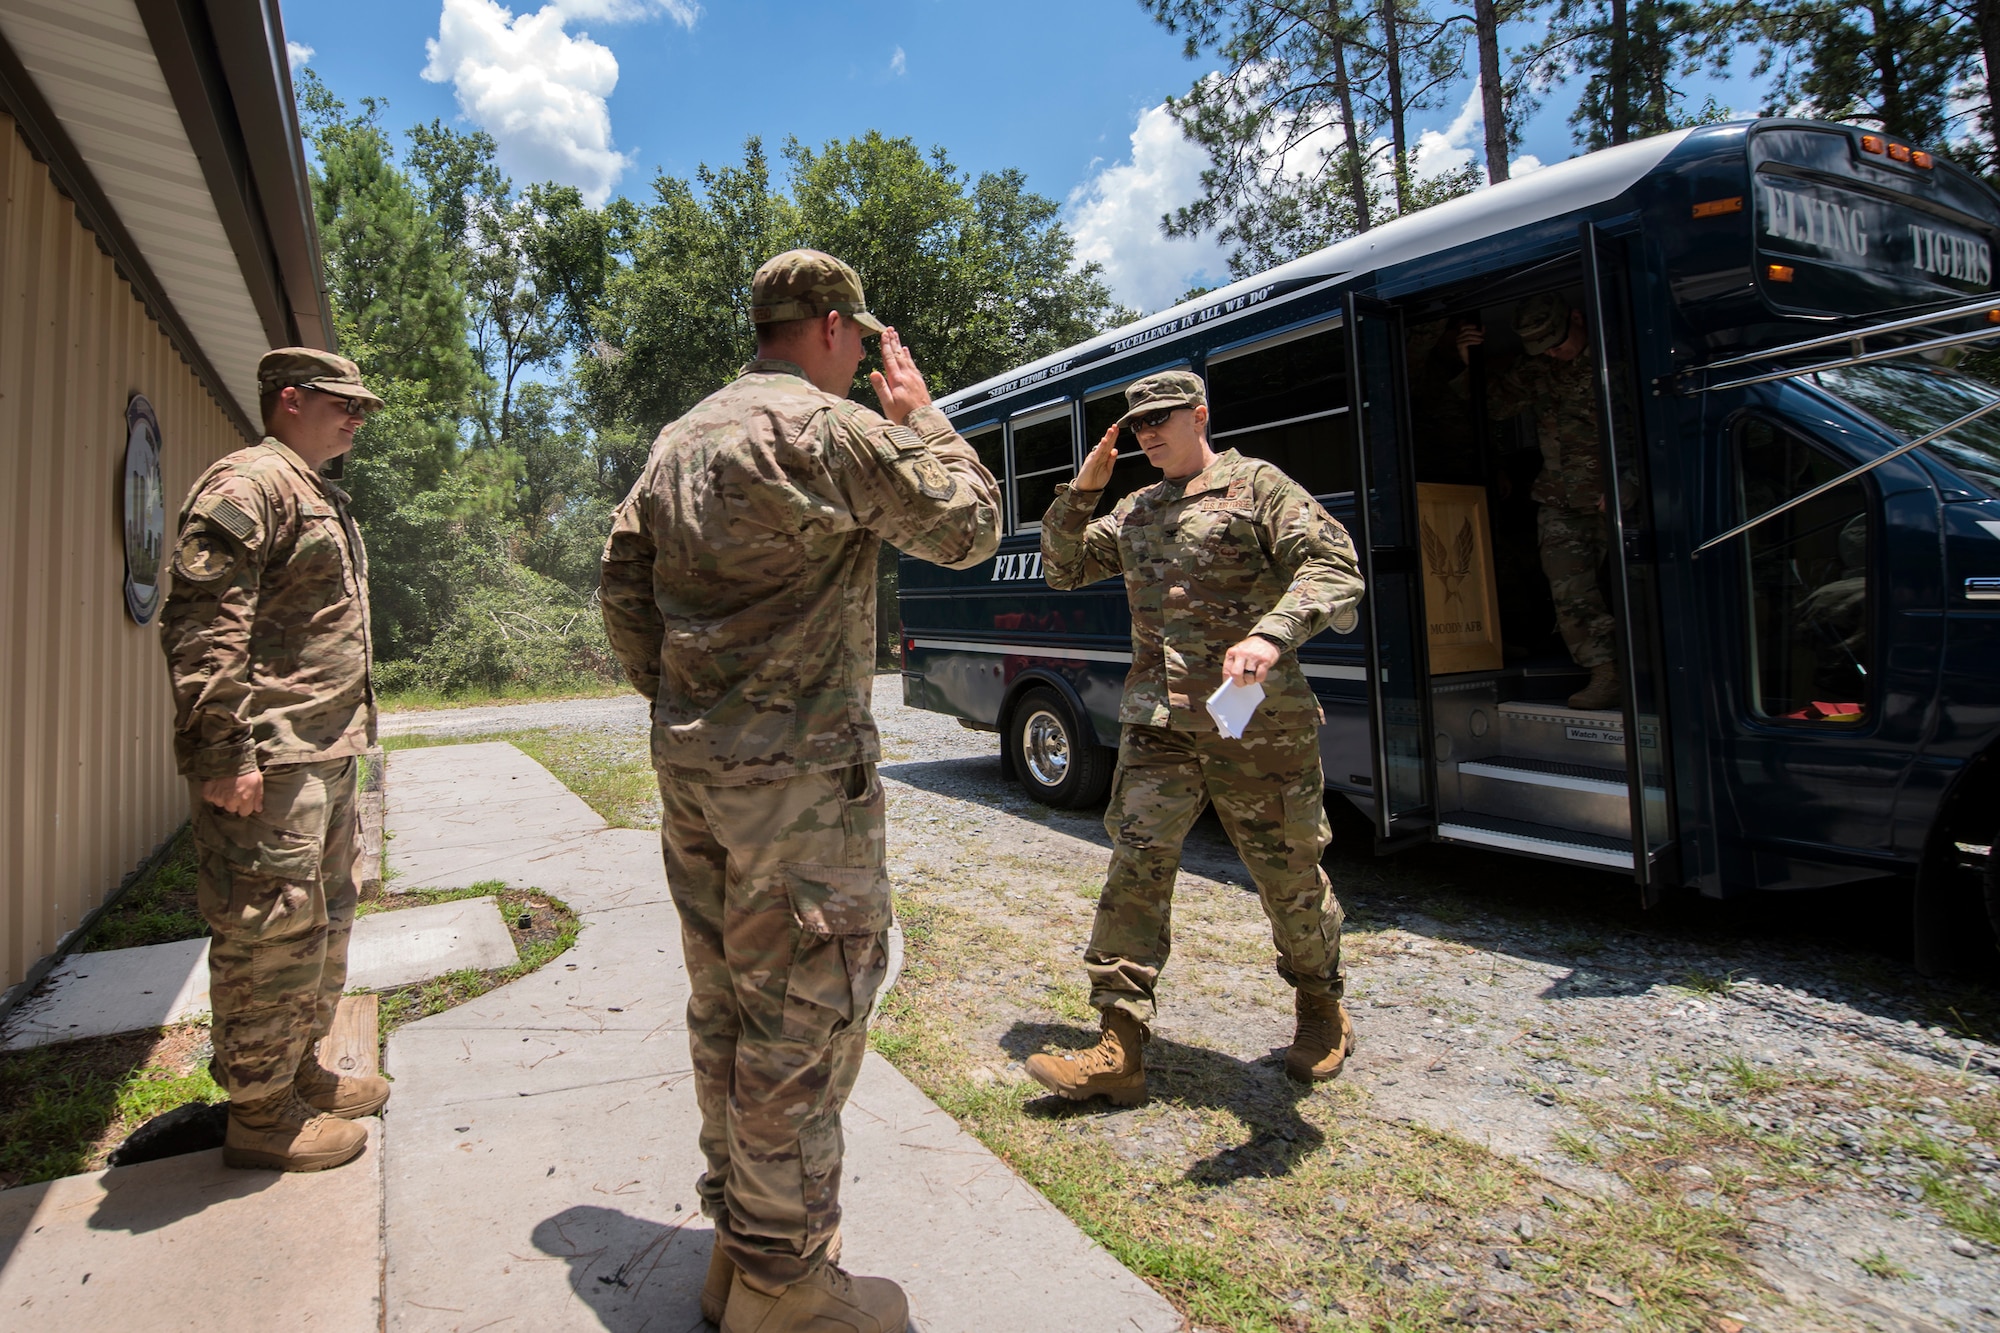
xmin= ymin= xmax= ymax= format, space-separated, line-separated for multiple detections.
xmin=1024 ymin=1009 xmax=1148 ymax=1106
xmin=295 ymin=1051 xmax=391 ymax=1119
xmin=703 ymin=1231 xmax=842 ymax=1324
xmin=1285 ymin=991 xmax=1356 ymax=1083
xmin=223 ymin=1087 xmax=369 ymax=1172
xmin=702 ymin=1245 xmax=736 ymax=1326
xmin=720 ymin=1263 xmax=908 ymax=1333
xmin=1567 ymin=662 xmax=1621 ymax=710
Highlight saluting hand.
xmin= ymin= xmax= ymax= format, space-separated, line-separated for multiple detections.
xmin=1076 ymin=424 xmax=1119 ymax=491
xmin=870 ymin=328 xmax=933 ymax=426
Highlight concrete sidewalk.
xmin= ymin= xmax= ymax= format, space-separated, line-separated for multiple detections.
xmin=382 ymin=741 xmax=1185 ymax=1333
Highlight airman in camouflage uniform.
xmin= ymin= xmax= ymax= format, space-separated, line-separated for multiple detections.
xmin=1456 ymin=292 xmax=1621 ymax=709
xmin=600 ymin=250 xmax=998 ymax=1333
xmin=1024 ymin=371 xmax=1365 ymax=1105
xmin=160 ymin=348 xmax=390 ymax=1173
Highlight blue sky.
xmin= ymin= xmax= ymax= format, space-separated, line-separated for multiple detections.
xmin=281 ymin=0 xmax=1769 ymax=313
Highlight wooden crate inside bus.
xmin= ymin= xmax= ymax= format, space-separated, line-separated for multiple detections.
xmin=1416 ymin=483 xmax=1503 ymax=674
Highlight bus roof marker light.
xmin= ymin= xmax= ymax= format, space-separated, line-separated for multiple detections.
xmin=1767 ymin=264 xmax=1795 ymax=283
xmin=1912 ymin=150 xmax=1935 ymax=169
xmin=1692 ymin=197 xmax=1743 ymax=218
xmin=1889 ymin=143 xmax=1913 ymax=162
xmin=1861 ymin=134 xmax=1885 ymax=154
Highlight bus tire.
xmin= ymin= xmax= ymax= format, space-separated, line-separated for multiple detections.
xmin=1007 ymin=687 xmax=1112 ymax=809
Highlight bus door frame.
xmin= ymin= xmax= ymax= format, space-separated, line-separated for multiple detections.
xmin=1579 ymin=223 xmax=1678 ymax=898
xmin=1343 ymin=291 xmax=1440 ymax=849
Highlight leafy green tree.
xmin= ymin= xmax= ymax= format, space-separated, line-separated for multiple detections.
xmin=789 ymin=133 xmax=1125 ymax=396
xmin=1754 ymin=0 xmax=1979 ymax=152
xmin=1524 ymin=0 xmax=1739 ymax=149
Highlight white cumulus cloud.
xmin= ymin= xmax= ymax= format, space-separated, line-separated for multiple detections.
xmin=1066 ymin=102 xmax=1230 ymax=314
xmin=286 ymin=40 xmax=314 ymax=72
xmin=890 ymin=45 xmax=907 ymax=77
xmin=422 ymin=0 xmax=698 ymax=207
xmin=1414 ymin=86 xmax=1546 ymax=182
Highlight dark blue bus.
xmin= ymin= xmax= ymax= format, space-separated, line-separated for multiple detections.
xmin=897 ymin=119 xmax=2000 ymax=967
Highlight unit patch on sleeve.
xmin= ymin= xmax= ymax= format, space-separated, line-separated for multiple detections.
xmin=173 ymin=531 xmax=238 ymax=584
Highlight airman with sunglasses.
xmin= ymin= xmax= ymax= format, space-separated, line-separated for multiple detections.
xmin=1027 ymin=370 xmax=1365 ymax=1106
xmin=160 ymin=347 xmax=388 ymax=1173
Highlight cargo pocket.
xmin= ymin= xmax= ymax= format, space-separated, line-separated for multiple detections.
xmin=194 ymin=801 xmax=323 ymax=881
xmin=779 ymin=862 xmax=891 ymax=1045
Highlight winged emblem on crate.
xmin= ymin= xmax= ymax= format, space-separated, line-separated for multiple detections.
xmin=1421 ymin=515 xmax=1476 ymax=606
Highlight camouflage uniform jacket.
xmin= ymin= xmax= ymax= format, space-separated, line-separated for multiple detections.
xmin=160 ymin=437 xmax=376 ymax=779
xmin=1473 ymin=348 xmax=1605 ymax=511
xmin=600 ymin=358 xmax=1001 ymax=785
xmin=1040 ymin=448 xmax=1363 ymax=732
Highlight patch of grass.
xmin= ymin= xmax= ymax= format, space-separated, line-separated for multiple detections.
xmin=1854 ymin=1247 xmax=1911 ymax=1281
xmin=72 ymin=826 xmax=205 ymax=953
xmin=0 ymin=1024 xmax=221 ymax=1188
xmin=368 ymin=882 xmax=581 ymax=1038
xmin=872 ymin=879 xmax=1764 ymax=1332
xmin=1676 ymin=968 xmax=1738 ymax=997
xmin=378 ymin=679 xmax=627 ymax=712
xmin=1717 ymin=1054 xmax=1781 ymax=1095
xmin=382 ymin=728 xmax=659 ymax=829
xmin=1920 ymin=1173 xmax=2000 ymax=1247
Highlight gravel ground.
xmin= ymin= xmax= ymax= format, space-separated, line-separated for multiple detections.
xmin=386 ymin=680 xmax=2000 ymax=1331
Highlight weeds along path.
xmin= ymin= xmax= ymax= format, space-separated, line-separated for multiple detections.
xmin=391 ymin=681 xmax=2000 ymax=1332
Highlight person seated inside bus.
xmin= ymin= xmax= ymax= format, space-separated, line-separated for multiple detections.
xmin=1454 ymin=291 xmax=1622 ymax=711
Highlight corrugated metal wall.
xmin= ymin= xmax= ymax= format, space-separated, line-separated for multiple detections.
xmin=0 ymin=112 xmax=246 ymax=994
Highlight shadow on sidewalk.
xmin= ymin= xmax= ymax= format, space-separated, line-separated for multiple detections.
xmin=531 ymin=1203 xmax=708 ymax=1331
xmin=998 ymin=1020 xmax=1323 ymax=1185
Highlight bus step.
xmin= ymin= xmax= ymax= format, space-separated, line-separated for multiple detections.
xmin=1457 ymin=755 xmax=1634 ymax=841
xmin=1434 ymin=812 xmax=1633 ymax=870
xmin=1494 ymin=701 xmax=1654 ymax=766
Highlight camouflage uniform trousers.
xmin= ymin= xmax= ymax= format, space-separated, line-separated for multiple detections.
xmin=192 ymin=756 xmax=360 ymax=1103
xmin=1538 ymin=504 xmax=1616 ymax=670
xmin=1086 ymin=722 xmax=1344 ymax=1023
xmin=659 ymin=763 xmax=892 ymax=1291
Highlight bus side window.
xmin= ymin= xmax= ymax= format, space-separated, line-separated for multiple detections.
xmin=964 ymin=425 xmax=1006 ymax=530
xmin=1735 ymin=418 xmax=1874 ymax=724
xmin=1084 ymin=391 xmax=1157 ymax=511
xmin=1009 ymin=406 xmax=1076 ymax=533
xmin=1204 ymin=326 xmax=1356 ymax=498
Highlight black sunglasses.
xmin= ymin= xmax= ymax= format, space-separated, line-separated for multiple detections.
xmin=303 ymin=384 xmax=373 ymax=417
xmin=1127 ymin=406 xmax=1184 ymax=432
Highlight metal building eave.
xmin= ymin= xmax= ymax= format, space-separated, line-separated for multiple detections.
xmin=0 ymin=23 xmax=257 ymax=440
xmin=0 ymin=0 xmax=333 ymax=441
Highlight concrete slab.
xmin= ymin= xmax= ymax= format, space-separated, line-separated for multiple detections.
xmin=347 ymin=897 xmax=519 ymax=992
xmin=0 ymin=1119 xmax=382 ymax=1332
xmin=386 ymin=742 xmax=607 ymax=891
xmin=4 ymin=899 xmax=518 ymax=1051
xmin=0 ymin=938 xmax=209 ymax=1051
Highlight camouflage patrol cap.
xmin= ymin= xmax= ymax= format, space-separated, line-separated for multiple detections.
xmin=256 ymin=347 xmax=385 ymax=410
xmin=749 ymin=249 xmax=886 ymax=335
xmin=1117 ymin=370 xmax=1207 ymax=427
xmin=1514 ymin=292 xmax=1574 ymax=356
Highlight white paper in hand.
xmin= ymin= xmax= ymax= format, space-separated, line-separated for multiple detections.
xmin=1205 ymin=677 xmax=1266 ymax=739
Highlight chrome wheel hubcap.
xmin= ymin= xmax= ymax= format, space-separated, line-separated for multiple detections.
xmin=1022 ymin=709 xmax=1071 ymax=788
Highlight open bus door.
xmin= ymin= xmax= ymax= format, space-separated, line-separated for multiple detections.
xmin=1345 ymin=292 xmax=1440 ymax=850
xmin=1579 ymin=225 xmax=1677 ymax=898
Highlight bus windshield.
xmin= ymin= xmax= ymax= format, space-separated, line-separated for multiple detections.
xmin=1809 ymin=362 xmax=2000 ymax=497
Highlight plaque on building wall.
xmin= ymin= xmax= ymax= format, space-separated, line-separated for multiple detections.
xmin=1417 ymin=482 xmax=1503 ymax=674
xmin=123 ymin=394 xmax=165 ymax=625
